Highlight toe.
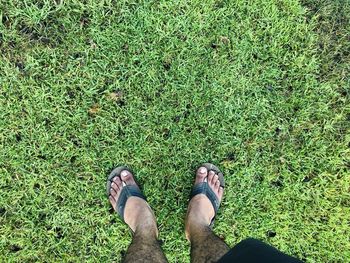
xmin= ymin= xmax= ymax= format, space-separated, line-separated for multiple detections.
xmin=111 ymin=186 xmax=123 ymax=203
xmin=109 ymin=196 xmax=116 ymax=210
xmin=195 ymin=166 xmax=208 ymax=184
xmin=218 ymin=187 xmax=224 ymax=201
xmin=114 ymin=176 xmax=122 ymax=189
xmin=208 ymin=171 xmax=215 ymax=184
xmin=121 ymin=170 xmax=136 ymax=186
xmin=110 ymin=188 xmax=118 ymax=210
xmin=214 ymin=179 xmax=220 ymax=193
xmin=111 ymin=182 xmax=119 ymax=192
xmin=213 ymin=174 xmax=219 ymax=184
xmin=110 ymin=187 xmax=118 ymax=198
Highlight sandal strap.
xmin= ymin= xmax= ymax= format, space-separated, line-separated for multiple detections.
xmin=106 ymin=166 xmax=147 ymax=222
xmin=189 ymin=163 xmax=225 ymax=227
xmin=117 ymin=185 xmax=146 ymax=221
xmin=190 ymin=182 xmax=220 ymax=215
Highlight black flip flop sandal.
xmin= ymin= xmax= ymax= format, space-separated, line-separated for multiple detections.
xmin=106 ymin=166 xmax=147 ymax=222
xmin=189 ymin=163 xmax=225 ymax=227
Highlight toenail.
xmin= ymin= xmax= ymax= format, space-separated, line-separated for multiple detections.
xmin=121 ymin=171 xmax=128 ymax=177
xmin=199 ymin=167 xmax=206 ymax=173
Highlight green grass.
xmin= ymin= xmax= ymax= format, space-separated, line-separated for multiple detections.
xmin=0 ymin=0 xmax=349 ymax=262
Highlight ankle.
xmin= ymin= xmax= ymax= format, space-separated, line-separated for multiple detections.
xmin=134 ymin=222 xmax=158 ymax=238
xmin=186 ymin=208 xmax=212 ymax=229
xmin=124 ymin=198 xmax=157 ymax=232
xmin=185 ymin=202 xmax=214 ymax=241
xmin=185 ymin=223 xmax=211 ymax=242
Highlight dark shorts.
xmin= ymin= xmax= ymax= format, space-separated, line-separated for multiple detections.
xmin=217 ymin=238 xmax=303 ymax=263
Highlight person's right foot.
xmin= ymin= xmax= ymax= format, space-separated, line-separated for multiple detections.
xmin=109 ymin=170 xmax=158 ymax=236
xmin=185 ymin=166 xmax=224 ymax=240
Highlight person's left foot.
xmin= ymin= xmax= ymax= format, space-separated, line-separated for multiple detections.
xmin=109 ymin=170 xmax=158 ymax=236
xmin=185 ymin=166 xmax=224 ymax=240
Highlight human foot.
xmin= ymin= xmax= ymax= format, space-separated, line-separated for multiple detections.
xmin=108 ymin=169 xmax=158 ymax=236
xmin=185 ymin=165 xmax=224 ymax=240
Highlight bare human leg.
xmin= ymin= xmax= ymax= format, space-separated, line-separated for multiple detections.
xmin=108 ymin=170 xmax=168 ymax=263
xmin=185 ymin=167 xmax=229 ymax=263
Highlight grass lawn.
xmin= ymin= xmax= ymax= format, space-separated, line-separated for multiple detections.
xmin=0 ymin=0 xmax=349 ymax=262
